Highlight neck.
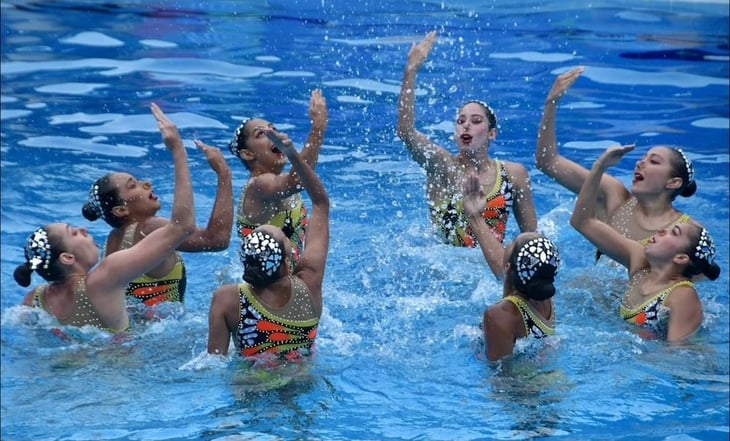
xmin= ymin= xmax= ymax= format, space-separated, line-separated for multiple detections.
xmin=633 ymin=193 xmax=675 ymax=216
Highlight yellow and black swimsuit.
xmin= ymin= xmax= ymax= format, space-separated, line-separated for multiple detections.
xmin=620 ymin=277 xmax=695 ymax=333
xmin=503 ymin=295 xmax=555 ymax=339
xmin=235 ymin=277 xmax=319 ymax=362
xmin=429 ymin=160 xmax=513 ymax=247
xmin=113 ymin=222 xmax=187 ymax=306
xmin=237 ymin=192 xmax=308 ymax=269
xmin=32 ymin=278 xmax=128 ymax=332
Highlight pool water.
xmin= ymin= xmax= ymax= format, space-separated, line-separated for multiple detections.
xmin=1 ymin=1 xmax=728 ymax=440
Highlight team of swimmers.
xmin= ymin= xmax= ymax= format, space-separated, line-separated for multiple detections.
xmin=14 ymin=31 xmax=720 ymax=364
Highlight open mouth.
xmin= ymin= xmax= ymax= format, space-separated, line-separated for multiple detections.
xmin=633 ymin=172 xmax=644 ymax=183
xmin=460 ymin=134 xmax=472 ymax=144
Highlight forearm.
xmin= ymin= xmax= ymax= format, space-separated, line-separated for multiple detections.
xmin=468 ymin=215 xmax=505 ymax=280
xmin=536 ymin=102 xmax=559 ymax=172
xmin=570 ymin=160 xmax=607 ymax=230
xmin=300 ymin=123 xmax=327 ymax=169
xmin=397 ymin=68 xmax=418 ymax=139
xmin=201 ymin=168 xmax=234 ymax=249
xmin=288 ymin=150 xmax=327 ymax=207
xmin=170 ymin=147 xmax=195 ymax=232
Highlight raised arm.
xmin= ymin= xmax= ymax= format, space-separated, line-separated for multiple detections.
xmin=396 ymin=31 xmax=451 ymax=173
xmin=463 ymin=174 xmax=506 ymax=280
xmin=570 ymin=145 xmax=645 ymax=273
xmin=299 ymin=89 xmax=328 ymax=169
xmin=172 ymin=140 xmax=234 ymax=252
xmin=266 ymin=130 xmax=329 ymax=307
xmin=91 ymin=103 xmax=196 ymax=293
xmin=536 ymin=67 xmax=629 ymax=220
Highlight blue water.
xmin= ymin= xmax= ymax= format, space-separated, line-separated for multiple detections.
xmin=2 ymin=1 xmax=728 ymax=440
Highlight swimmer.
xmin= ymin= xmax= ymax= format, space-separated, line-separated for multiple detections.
xmin=463 ymin=174 xmax=560 ymax=361
xmin=82 ymin=107 xmax=233 ymax=307
xmin=570 ymin=145 xmax=720 ymax=341
xmin=15 ymin=104 xmax=196 ymax=331
xmin=207 ymin=127 xmax=329 ymax=362
xmin=536 ymin=67 xmax=694 ymax=261
xmin=214 ymin=89 xmax=328 ymax=270
xmin=397 ymin=30 xmax=537 ymax=247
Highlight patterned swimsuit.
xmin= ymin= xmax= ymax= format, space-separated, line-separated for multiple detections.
xmin=236 ymin=277 xmax=319 ymax=361
xmin=429 ymin=160 xmax=514 ymax=247
xmin=620 ymin=271 xmax=695 ymax=336
xmin=112 ymin=222 xmax=187 ymax=306
xmin=238 ymin=192 xmax=308 ymax=269
xmin=504 ymin=295 xmax=555 ymax=339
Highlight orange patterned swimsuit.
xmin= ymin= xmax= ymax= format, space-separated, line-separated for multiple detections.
xmin=111 ymin=222 xmax=187 ymax=306
xmin=236 ymin=277 xmax=319 ymax=362
xmin=429 ymin=160 xmax=513 ymax=247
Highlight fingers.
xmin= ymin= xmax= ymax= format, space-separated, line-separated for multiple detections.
xmin=194 ymin=139 xmax=212 ymax=151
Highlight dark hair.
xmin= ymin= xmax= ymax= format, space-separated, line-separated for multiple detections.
xmin=509 ymin=235 xmax=560 ymax=301
xmin=14 ymin=226 xmax=67 ymax=287
xmin=462 ymin=100 xmax=498 ymax=130
xmin=683 ymin=224 xmax=721 ymax=281
xmin=667 ymin=147 xmax=697 ymax=199
xmin=82 ymin=174 xmax=126 ymax=228
xmin=240 ymin=230 xmax=285 ymax=287
xmin=229 ymin=118 xmax=250 ymax=155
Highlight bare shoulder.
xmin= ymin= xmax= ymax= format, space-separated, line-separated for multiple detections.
xmin=666 ymin=283 xmax=701 ymax=308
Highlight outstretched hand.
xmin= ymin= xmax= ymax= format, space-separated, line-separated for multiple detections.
xmin=194 ymin=139 xmax=228 ymax=174
xmin=266 ymin=129 xmax=296 ymax=156
xmin=546 ymin=66 xmax=584 ymax=105
xmin=150 ymin=103 xmax=184 ymax=151
xmin=407 ymin=30 xmax=437 ymax=71
xmin=462 ymin=174 xmax=486 ymax=218
xmin=309 ymin=89 xmax=328 ymax=128
xmin=597 ymin=144 xmax=636 ymax=169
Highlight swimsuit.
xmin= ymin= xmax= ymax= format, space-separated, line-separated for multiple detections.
xmin=503 ymin=295 xmax=555 ymax=339
xmin=620 ymin=274 xmax=695 ymax=334
xmin=597 ymin=197 xmax=691 ymax=260
xmin=238 ymin=192 xmax=308 ymax=268
xmin=32 ymin=278 xmax=128 ymax=332
xmin=235 ymin=277 xmax=319 ymax=361
xmin=113 ymin=222 xmax=187 ymax=306
xmin=429 ymin=160 xmax=513 ymax=247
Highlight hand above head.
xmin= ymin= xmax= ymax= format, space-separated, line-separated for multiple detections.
xmin=309 ymin=89 xmax=328 ymax=129
xmin=266 ymin=129 xmax=297 ymax=156
xmin=194 ymin=139 xmax=229 ymax=175
xmin=406 ymin=30 xmax=437 ymax=72
xmin=462 ymin=174 xmax=486 ymax=218
xmin=545 ymin=66 xmax=585 ymax=104
xmin=546 ymin=66 xmax=584 ymax=105
xmin=597 ymin=144 xmax=636 ymax=170
xmin=150 ymin=103 xmax=184 ymax=151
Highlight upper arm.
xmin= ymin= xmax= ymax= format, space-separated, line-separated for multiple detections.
xmin=483 ymin=303 xmax=519 ymax=362
xmin=571 ymin=212 xmax=645 ymax=271
xmin=292 ymin=202 xmax=329 ymax=310
xmin=207 ymin=284 xmax=238 ymax=355
xmin=665 ymin=285 xmax=703 ymax=343
xmin=22 ymin=289 xmax=36 ymax=306
xmin=400 ymin=130 xmax=453 ymax=175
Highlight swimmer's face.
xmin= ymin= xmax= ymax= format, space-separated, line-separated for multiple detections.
xmin=454 ymin=102 xmax=496 ymax=150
